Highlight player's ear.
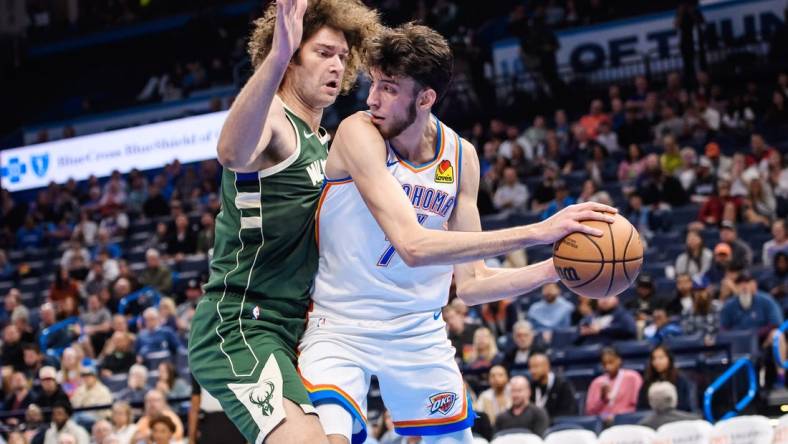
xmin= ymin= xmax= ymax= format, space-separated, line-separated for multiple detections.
xmin=419 ymin=88 xmax=437 ymax=110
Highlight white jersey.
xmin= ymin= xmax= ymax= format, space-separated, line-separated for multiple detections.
xmin=312 ymin=116 xmax=463 ymax=321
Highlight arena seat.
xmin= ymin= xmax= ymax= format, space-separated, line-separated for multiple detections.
xmin=597 ymin=425 xmax=655 ymax=444
xmin=774 ymin=413 xmax=788 ymax=444
xmin=544 ymin=429 xmax=597 ymax=444
xmin=491 ymin=431 xmax=544 ymax=444
xmin=612 ymin=411 xmax=650 ymax=426
xmin=655 ymin=420 xmax=712 ymax=444
xmin=552 ymin=416 xmax=602 ymax=434
xmin=709 ymin=415 xmax=773 ymax=444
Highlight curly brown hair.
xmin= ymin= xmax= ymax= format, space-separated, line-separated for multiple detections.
xmin=366 ymin=22 xmax=453 ymax=100
xmin=248 ymin=0 xmax=380 ymax=94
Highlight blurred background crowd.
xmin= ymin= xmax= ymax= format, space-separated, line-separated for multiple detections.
xmin=2 ymin=0 xmax=788 ymax=443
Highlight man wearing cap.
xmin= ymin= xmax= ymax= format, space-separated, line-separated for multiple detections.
xmin=176 ymin=279 xmax=202 ymax=335
xmin=33 ymin=366 xmax=70 ymax=414
xmin=720 ymin=221 xmax=753 ymax=269
xmin=71 ymin=364 xmax=113 ymax=424
xmin=704 ymin=142 xmax=731 ymax=177
xmin=689 ymin=156 xmax=717 ymax=202
xmin=625 ymin=274 xmax=669 ymax=319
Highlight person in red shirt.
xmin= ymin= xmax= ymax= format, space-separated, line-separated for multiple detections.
xmin=579 ymin=99 xmax=611 ymax=139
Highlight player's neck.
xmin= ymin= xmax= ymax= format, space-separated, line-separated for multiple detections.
xmin=389 ymin=111 xmax=435 ymax=164
xmin=278 ymin=88 xmax=323 ymax=132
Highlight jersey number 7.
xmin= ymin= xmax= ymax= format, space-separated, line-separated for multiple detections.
xmin=377 ymin=214 xmax=429 ymax=267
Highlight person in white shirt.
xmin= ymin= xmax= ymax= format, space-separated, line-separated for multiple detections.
xmin=493 ymin=167 xmax=529 ymax=212
xmin=475 ymin=365 xmax=511 ymax=426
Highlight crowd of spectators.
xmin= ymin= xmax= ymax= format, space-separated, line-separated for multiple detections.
xmin=2 ymin=0 xmax=788 ymax=443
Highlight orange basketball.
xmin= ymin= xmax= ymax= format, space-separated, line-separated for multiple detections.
xmin=552 ymin=212 xmax=643 ymax=299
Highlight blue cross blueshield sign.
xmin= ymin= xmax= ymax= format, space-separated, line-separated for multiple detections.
xmin=30 ymin=154 xmax=49 ymax=178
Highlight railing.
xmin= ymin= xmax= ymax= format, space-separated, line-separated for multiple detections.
xmin=772 ymin=320 xmax=788 ymax=369
xmin=703 ymin=357 xmax=758 ymax=422
xmin=39 ymin=316 xmax=84 ymax=358
xmin=117 ymin=286 xmax=162 ymax=315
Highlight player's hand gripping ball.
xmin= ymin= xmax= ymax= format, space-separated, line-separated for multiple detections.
xmin=553 ymin=212 xmax=643 ymax=299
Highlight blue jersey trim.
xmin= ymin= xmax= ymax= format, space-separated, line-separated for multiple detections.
xmin=308 ymin=391 xmax=368 ymax=444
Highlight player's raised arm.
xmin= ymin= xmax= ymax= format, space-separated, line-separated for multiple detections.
xmin=449 ymin=139 xmax=559 ymax=305
xmin=330 ymin=114 xmax=617 ymax=267
xmin=216 ymin=0 xmax=306 ymax=172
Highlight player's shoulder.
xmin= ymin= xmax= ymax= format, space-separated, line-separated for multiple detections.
xmin=457 ymin=137 xmax=479 ymax=168
xmin=337 ymin=111 xmax=376 ymax=134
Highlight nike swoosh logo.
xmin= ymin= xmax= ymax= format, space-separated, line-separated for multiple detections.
xmin=303 ymin=130 xmax=315 ymax=139
xmin=433 ymin=310 xmax=441 ymax=320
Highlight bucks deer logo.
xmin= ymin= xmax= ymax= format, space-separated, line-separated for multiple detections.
xmin=249 ymin=380 xmax=276 ymax=416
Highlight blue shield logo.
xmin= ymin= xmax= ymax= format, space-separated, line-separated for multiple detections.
xmin=30 ymin=154 xmax=49 ymax=178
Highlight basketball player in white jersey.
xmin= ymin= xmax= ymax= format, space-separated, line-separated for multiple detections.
xmin=298 ymin=24 xmax=616 ymax=444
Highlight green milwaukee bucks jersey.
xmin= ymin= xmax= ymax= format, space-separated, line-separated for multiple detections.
xmin=204 ymin=106 xmax=328 ymax=319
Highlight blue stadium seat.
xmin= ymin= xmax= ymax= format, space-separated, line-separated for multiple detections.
xmin=551 ymin=344 xmax=603 ymax=367
xmin=613 ymin=410 xmax=650 ymax=425
xmin=550 ymin=328 xmax=579 ymax=350
xmin=614 ymin=340 xmax=652 ymax=358
xmin=671 ymin=205 xmax=700 ymax=226
xmin=103 ymin=373 xmax=128 ymax=393
xmin=562 ymin=367 xmax=597 ymax=390
xmin=551 ymin=415 xmax=602 ymax=434
xmin=716 ymin=329 xmax=758 ymax=359
xmin=143 ymin=350 xmax=172 ymax=369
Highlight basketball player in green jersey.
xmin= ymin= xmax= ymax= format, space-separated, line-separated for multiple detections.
xmin=187 ymin=1 xmax=379 ymax=443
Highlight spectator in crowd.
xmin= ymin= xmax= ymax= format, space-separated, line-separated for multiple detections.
xmin=99 ymin=331 xmax=136 ymax=377
xmin=133 ymin=389 xmax=184 ymax=443
xmin=70 ymin=365 xmax=113 ymax=424
xmin=579 ymin=99 xmax=609 ymax=139
xmin=721 ymin=272 xmax=783 ymax=333
xmin=689 ymin=157 xmax=717 ymax=202
xmin=719 ymin=221 xmax=754 ymax=269
xmin=659 ymin=135 xmax=682 ymax=176
xmin=637 ymin=345 xmax=693 ymax=412
xmin=21 ymin=343 xmax=46 ymax=381
xmin=154 ymin=361 xmax=190 ymax=399
xmin=157 ymin=297 xmax=178 ymax=332
xmin=60 ymin=240 xmax=90 ymax=273
xmin=195 ymin=212 xmax=215 ymax=254
xmin=23 ymin=404 xmax=48 ymax=444
xmin=643 ymin=308 xmax=683 ymax=344
xmin=444 ymin=304 xmax=478 ymax=363
xmin=43 ymin=400 xmax=89 ymax=444
xmin=617 ymin=102 xmax=651 ymax=148
xmin=493 ymin=167 xmax=529 ymax=213
xmin=57 ymin=346 xmax=85 ymax=397
xmin=637 ymin=154 xmax=688 ymax=208
xmin=502 ymin=320 xmax=546 ymax=371
xmin=116 ymin=364 xmax=149 ymax=404
xmin=638 ymin=382 xmax=699 ymax=430
xmin=494 ymin=376 xmax=549 ymax=436
xmin=617 ymin=146 xmax=647 ymax=191
xmin=33 ymin=366 xmax=70 ymax=412
xmin=674 ymin=230 xmax=713 ymax=278
xmin=3 ymin=371 xmax=34 ymax=413
xmin=110 ymin=402 xmax=137 ymax=444
xmin=530 ymin=162 xmax=559 ymax=213
xmin=91 ymin=230 xmax=122 ymax=261
xmin=143 ymin=185 xmax=170 ymax=218
xmin=49 ymin=267 xmax=81 ymax=313
xmin=653 ymin=105 xmax=685 ymax=142
xmin=166 ymin=214 xmax=197 ymax=258
xmin=148 ymin=414 xmax=178 ymax=444
xmin=666 ymin=273 xmax=695 ymax=316
xmin=2 ymin=323 xmax=25 ymax=371
xmin=578 ymin=296 xmax=637 ymax=345
xmin=1 ymin=288 xmax=24 ymax=329
xmin=625 ymin=275 xmax=667 ymax=320
xmin=476 ymin=365 xmax=511 ymax=427
xmin=80 ymin=295 xmax=112 ymax=356
xmin=676 ymin=147 xmax=698 ymax=192
xmin=91 ymin=419 xmax=113 ymax=444
xmin=175 ymin=279 xmax=202 ymax=335
xmin=764 ymin=252 xmax=788 ymax=305
xmin=699 ymin=180 xmax=740 ymax=227
xmin=527 ymin=283 xmax=574 ymax=332
xmin=742 ymin=177 xmax=776 ymax=226
xmin=540 ymin=180 xmax=575 ymax=220
xmin=466 ymin=327 xmax=503 ymax=370
xmin=138 ymin=249 xmax=172 ymax=295
xmin=528 ymin=353 xmax=577 ymax=419
xmin=135 ymin=307 xmax=182 ymax=365
xmin=704 ymin=243 xmax=733 ymax=292
xmin=595 ymin=121 xmax=619 ymax=154
xmin=73 ymin=211 xmax=98 ymax=247
xmin=763 ymin=219 xmax=788 ymax=267
xmin=585 ymin=347 xmax=643 ymax=421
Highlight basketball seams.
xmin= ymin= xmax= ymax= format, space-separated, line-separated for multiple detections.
xmin=552 ymin=255 xmax=643 ymax=263
xmin=604 ymin=223 xmax=616 ymax=298
xmin=622 ymin=224 xmax=634 ymax=283
xmin=566 ymin=233 xmax=606 ymax=290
